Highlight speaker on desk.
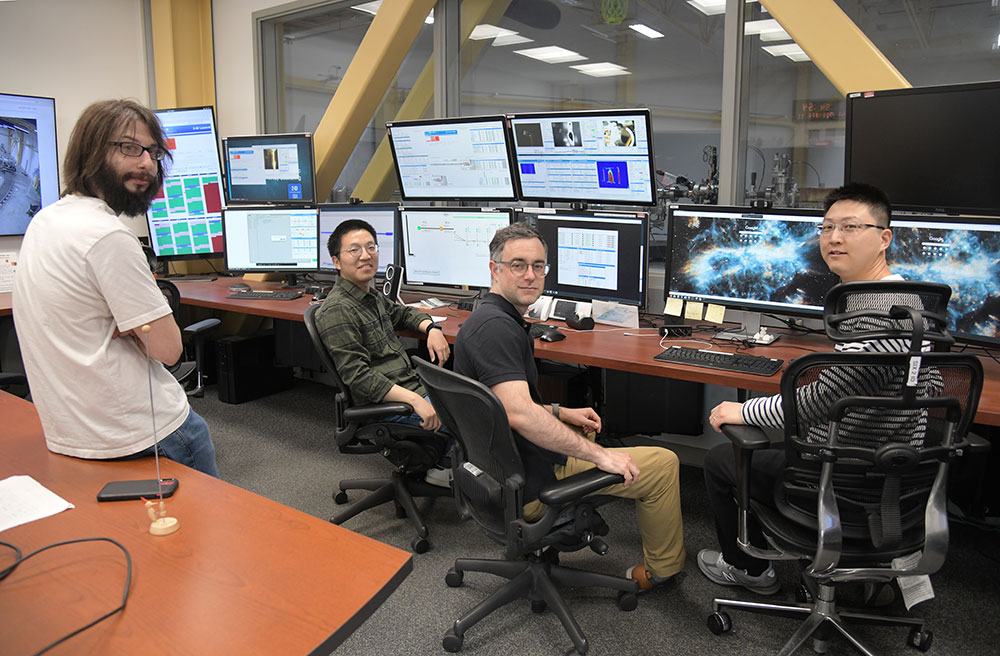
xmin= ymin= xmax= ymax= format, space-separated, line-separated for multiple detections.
xmin=566 ymin=313 xmax=594 ymax=331
xmin=381 ymin=263 xmax=403 ymax=304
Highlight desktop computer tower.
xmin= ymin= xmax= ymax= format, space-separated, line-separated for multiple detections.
xmin=216 ymin=332 xmax=294 ymax=404
xmin=601 ymin=370 xmax=703 ymax=436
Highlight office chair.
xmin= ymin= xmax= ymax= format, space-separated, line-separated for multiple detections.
xmin=302 ymin=303 xmax=450 ymax=553
xmin=156 ymin=279 xmax=220 ymax=397
xmin=707 ymin=281 xmax=989 ymax=656
xmin=413 ymin=356 xmax=639 ymax=655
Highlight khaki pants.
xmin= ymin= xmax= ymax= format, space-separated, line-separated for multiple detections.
xmin=522 ymin=437 xmax=686 ymax=579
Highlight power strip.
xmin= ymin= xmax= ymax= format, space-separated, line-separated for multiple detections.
xmin=659 ymin=325 xmax=692 ymax=337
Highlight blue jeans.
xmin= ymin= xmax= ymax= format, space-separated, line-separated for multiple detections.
xmin=127 ymin=408 xmax=220 ymax=478
xmin=383 ymin=397 xmax=453 ymax=455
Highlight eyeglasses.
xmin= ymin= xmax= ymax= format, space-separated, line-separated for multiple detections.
xmin=339 ymin=243 xmax=379 ymax=258
xmin=817 ymin=222 xmax=887 ymax=236
xmin=108 ymin=141 xmax=168 ymax=161
xmin=495 ymin=260 xmax=549 ymax=276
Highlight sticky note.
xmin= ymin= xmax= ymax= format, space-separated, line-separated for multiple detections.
xmin=704 ymin=303 xmax=726 ymax=324
xmin=684 ymin=301 xmax=704 ymax=320
xmin=663 ymin=296 xmax=684 ymax=316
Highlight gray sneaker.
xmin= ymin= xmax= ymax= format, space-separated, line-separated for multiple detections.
xmin=697 ymin=549 xmax=780 ymax=595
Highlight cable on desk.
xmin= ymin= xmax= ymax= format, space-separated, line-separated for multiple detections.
xmin=0 ymin=537 xmax=132 ymax=655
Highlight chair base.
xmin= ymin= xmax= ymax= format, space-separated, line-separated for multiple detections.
xmin=330 ymin=470 xmax=451 ymax=552
xmin=444 ymin=551 xmax=639 ymax=654
xmin=710 ymin=581 xmax=928 ymax=656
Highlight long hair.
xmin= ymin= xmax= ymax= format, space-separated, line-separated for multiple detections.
xmin=61 ymin=99 xmax=171 ymax=198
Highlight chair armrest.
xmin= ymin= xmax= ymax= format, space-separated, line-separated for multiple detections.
xmin=0 ymin=372 xmax=28 ymax=387
xmin=344 ymin=402 xmax=414 ymax=424
xmin=721 ymin=424 xmax=771 ymax=450
xmin=966 ymin=431 xmax=992 ymax=455
xmin=183 ymin=318 xmax=221 ymax=335
xmin=537 ymin=469 xmax=624 ymax=507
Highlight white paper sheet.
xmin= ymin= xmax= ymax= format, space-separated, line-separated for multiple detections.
xmin=0 ymin=475 xmax=75 ymax=533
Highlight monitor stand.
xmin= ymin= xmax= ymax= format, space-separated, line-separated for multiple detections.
xmin=279 ymin=273 xmax=305 ymax=290
xmin=714 ymin=312 xmax=778 ymax=345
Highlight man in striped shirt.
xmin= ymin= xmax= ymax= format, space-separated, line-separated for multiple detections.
xmin=697 ymin=182 xmax=911 ymax=594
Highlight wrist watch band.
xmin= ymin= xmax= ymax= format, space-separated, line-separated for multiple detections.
xmin=426 ymin=321 xmax=443 ymax=335
xmin=551 ymin=403 xmax=560 ymax=419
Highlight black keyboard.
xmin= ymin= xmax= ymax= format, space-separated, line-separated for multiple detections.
xmin=226 ymin=290 xmax=303 ymax=301
xmin=528 ymin=323 xmax=557 ymax=339
xmin=653 ymin=346 xmax=783 ymax=376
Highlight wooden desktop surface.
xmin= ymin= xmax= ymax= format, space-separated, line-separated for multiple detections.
xmin=0 ymin=391 xmax=413 ymax=655
xmin=173 ymin=279 xmax=1000 ymax=427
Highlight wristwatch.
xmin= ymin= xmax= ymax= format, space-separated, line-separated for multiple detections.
xmin=426 ymin=321 xmax=443 ymax=335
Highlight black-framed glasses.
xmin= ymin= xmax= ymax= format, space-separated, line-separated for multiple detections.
xmin=495 ymin=259 xmax=549 ymax=276
xmin=108 ymin=141 xmax=168 ymax=161
xmin=339 ymin=243 xmax=379 ymax=258
xmin=817 ymin=222 xmax=887 ymax=236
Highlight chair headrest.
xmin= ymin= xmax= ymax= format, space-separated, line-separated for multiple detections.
xmin=823 ymin=281 xmax=953 ymax=351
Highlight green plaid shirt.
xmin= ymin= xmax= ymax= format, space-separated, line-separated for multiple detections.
xmin=315 ymin=275 xmax=431 ymax=405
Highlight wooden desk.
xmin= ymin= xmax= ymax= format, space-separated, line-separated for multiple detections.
xmin=0 ymin=291 xmax=10 ymax=316
xmin=0 ymin=392 xmax=412 ymax=655
xmin=173 ymin=280 xmax=1000 ymax=427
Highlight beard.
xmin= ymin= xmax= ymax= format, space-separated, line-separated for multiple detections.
xmin=94 ymin=164 xmax=161 ymax=216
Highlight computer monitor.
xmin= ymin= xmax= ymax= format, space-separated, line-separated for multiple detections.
xmin=399 ymin=206 xmax=513 ymax=289
xmin=222 ymin=133 xmax=317 ymax=205
xmin=222 ymin=206 xmax=319 ymax=286
xmin=532 ymin=209 xmax=648 ymax=308
xmin=887 ymin=215 xmax=1000 ymax=347
xmin=386 ymin=115 xmax=517 ymax=201
xmin=507 ymin=108 xmax=656 ymax=206
xmin=665 ymin=205 xmax=835 ymax=337
xmin=146 ymin=106 xmax=224 ymax=261
xmin=318 ymin=203 xmax=398 ymax=275
xmin=845 ymin=81 xmax=1000 ymax=216
xmin=0 ymin=92 xmax=58 ymax=236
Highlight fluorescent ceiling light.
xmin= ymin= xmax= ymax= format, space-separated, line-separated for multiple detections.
xmin=745 ymin=19 xmax=790 ymax=42
xmin=762 ymin=43 xmax=810 ymax=62
xmin=492 ymin=33 xmax=533 ymax=47
xmin=570 ymin=62 xmax=631 ymax=77
xmin=514 ymin=46 xmax=587 ymax=64
xmin=353 ymin=1 xmax=433 ymax=23
xmin=687 ymin=0 xmax=756 ymax=17
xmin=469 ymin=24 xmax=518 ymax=40
xmin=628 ymin=24 xmax=664 ymax=39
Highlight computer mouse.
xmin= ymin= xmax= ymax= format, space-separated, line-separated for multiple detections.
xmin=229 ymin=282 xmax=251 ymax=292
xmin=539 ymin=327 xmax=566 ymax=342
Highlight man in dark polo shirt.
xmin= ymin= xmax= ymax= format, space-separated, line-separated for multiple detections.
xmin=454 ymin=223 xmax=685 ymax=590
xmin=315 ymin=218 xmax=450 ymax=431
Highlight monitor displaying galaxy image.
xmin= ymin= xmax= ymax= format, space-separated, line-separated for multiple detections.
xmin=665 ymin=205 xmax=837 ymax=317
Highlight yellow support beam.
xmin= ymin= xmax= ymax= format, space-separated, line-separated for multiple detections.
xmin=352 ymin=0 xmax=511 ymax=202
xmin=150 ymin=0 xmax=216 ymax=108
xmin=760 ymin=0 xmax=909 ymax=96
xmin=312 ymin=0 xmax=437 ymax=200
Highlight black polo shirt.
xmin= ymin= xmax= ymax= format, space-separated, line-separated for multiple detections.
xmin=454 ymin=293 xmax=566 ymax=504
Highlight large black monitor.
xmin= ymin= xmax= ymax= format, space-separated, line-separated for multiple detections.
xmin=845 ymin=81 xmax=1000 ymax=216
xmin=222 ymin=207 xmax=318 ymax=285
xmin=386 ymin=115 xmax=517 ymax=201
xmin=399 ymin=206 xmax=512 ymax=289
xmin=665 ymin=205 xmax=835 ymax=325
xmin=507 ymin=108 xmax=656 ymax=206
xmin=146 ymin=106 xmax=224 ymax=260
xmin=318 ymin=203 xmax=398 ymax=276
xmin=532 ymin=209 xmax=648 ymax=307
xmin=887 ymin=215 xmax=1000 ymax=347
xmin=222 ymin=133 xmax=317 ymax=205
xmin=0 ymin=92 xmax=58 ymax=236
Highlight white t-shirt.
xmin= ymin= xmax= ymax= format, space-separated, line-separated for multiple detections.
xmin=13 ymin=194 xmax=189 ymax=458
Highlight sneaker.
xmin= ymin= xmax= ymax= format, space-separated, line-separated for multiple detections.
xmin=424 ymin=466 xmax=452 ymax=488
xmin=697 ymin=549 xmax=780 ymax=595
xmin=626 ymin=565 xmax=676 ymax=592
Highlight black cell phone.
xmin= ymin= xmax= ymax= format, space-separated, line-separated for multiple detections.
xmin=96 ymin=478 xmax=178 ymax=502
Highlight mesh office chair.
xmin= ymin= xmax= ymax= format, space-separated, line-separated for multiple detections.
xmin=303 ymin=303 xmax=450 ymax=553
xmin=156 ymin=279 xmax=220 ymax=397
xmin=707 ymin=281 xmax=988 ymax=655
xmin=413 ymin=356 xmax=639 ymax=655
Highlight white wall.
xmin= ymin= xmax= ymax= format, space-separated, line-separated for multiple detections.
xmin=0 ymin=0 xmax=148 ymax=255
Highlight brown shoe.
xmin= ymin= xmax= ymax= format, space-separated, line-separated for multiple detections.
xmin=626 ymin=565 xmax=676 ymax=592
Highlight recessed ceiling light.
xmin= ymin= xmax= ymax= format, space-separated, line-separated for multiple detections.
xmin=687 ymin=0 xmax=756 ymax=17
xmin=745 ymin=19 xmax=790 ymax=42
xmin=628 ymin=24 xmax=665 ymax=39
xmin=353 ymin=1 xmax=433 ymax=23
xmin=469 ymin=24 xmax=518 ymax=40
xmin=492 ymin=33 xmax=534 ymax=47
xmin=762 ymin=43 xmax=810 ymax=62
xmin=570 ymin=62 xmax=631 ymax=77
xmin=514 ymin=46 xmax=587 ymax=64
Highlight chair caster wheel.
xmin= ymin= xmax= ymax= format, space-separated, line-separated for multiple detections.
xmin=411 ymin=536 xmax=429 ymax=554
xmin=531 ymin=599 xmax=547 ymax=614
xmin=443 ymin=630 xmax=463 ymax=652
xmin=445 ymin=568 xmax=464 ymax=587
xmin=707 ymin=611 xmax=732 ymax=635
xmin=908 ymin=627 xmax=933 ymax=652
xmin=795 ymin=583 xmax=813 ymax=604
xmin=334 ymin=491 xmax=348 ymax=505
xmin=616 ymin=591 xmax=638 ymax=612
